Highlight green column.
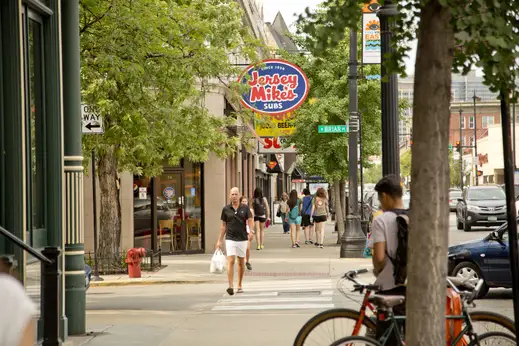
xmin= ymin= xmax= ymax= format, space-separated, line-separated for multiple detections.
xmin=45 ymin=0 xmax=67 ymax=339
xmin=61 ymin=0 xmax=86 ymax=336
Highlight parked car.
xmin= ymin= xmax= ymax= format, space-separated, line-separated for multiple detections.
xmin=456 ymin=186 xmax=507 ymax=232
xmin=448 ymin=220 xmax=517 ymax=298
xmin=449 ymin=189 xmax=462 ymax=211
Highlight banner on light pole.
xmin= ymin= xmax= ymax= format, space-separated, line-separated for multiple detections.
xmin=362 ymin=1 xmax=381 ymax=65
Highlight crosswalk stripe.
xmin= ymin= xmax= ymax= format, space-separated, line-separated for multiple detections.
xmin=243 ymin=285 xmax=332 ymax=292
xmin=217 ymin=297 xmax=333 ymax=304
xmin=212 ymin=303 xmax=335 ymax=311
xmin=244 ymin=279 xmax=332 ymax=285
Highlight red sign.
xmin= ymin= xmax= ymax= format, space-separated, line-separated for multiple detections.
xmin=257 ymin=137 xmax=296 ymax=154
xmin=268 ymin=161 xmax=278 ymax=169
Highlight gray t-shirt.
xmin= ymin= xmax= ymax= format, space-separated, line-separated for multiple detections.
xmin=368 ymin=211 xmax=399 ymax=291
xmin=0 ymin=274 xmax=37 ymax=346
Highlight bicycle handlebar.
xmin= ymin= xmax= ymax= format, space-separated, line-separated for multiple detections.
xmin=343 ymin=269 xmax=380 ymax=292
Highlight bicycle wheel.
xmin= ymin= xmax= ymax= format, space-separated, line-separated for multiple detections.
xmin=469 ymin=311 xmax=515 ymax=336
xmin=294 ymin=308 xmax=377 ymax=346
xmin=468 ymin=331 xmax=516 ymax=345
xmin=330 ymin=335 xmax=382 ymax=346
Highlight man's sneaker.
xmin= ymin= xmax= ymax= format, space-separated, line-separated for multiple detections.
xmin=246 ymin=262 xmax=252 ymax=271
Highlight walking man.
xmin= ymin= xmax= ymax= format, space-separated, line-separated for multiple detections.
xmin=217 ymin=187 xmax=254 ymax=295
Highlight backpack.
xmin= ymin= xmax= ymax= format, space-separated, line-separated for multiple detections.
xmin=386 ymin=209 xmax=409 ymax=286
xmin=289 ymin=199 xmax=300 ymax=219
xmin=253 ymin=197 xmax=266 ymax=216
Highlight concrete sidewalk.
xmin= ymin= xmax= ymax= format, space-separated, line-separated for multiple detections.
xmin=89 ymin=222 xmax=370 ymax=287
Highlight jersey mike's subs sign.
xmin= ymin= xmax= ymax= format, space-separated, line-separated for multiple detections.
xmin=238 ymin=59 xmax=310 ymax=116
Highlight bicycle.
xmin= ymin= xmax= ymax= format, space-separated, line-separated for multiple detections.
xmin=294 ymin=269 xmax=515 ymax=346
xmin=329 ymin=278 xmax=516 ymax=345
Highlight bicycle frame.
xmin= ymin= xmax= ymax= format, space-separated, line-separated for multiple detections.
xmin=351 ymin=289 xmax=376 ymax=335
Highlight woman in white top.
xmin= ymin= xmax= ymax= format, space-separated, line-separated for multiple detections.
xmin=0 ymin=260 xmax=37 ymax=346
xmin=241 ymin=196 xmax=254 ymax=271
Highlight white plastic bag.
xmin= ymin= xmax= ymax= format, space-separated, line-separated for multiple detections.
xmin=210 ymin=249 xmax=226 ymax=274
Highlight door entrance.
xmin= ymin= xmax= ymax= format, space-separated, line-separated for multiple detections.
xmin=157 ymin=172 xmax=185 ymax=252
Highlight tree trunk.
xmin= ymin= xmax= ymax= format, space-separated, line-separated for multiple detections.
xmin=97 ymin=146 xmax=122 ymax=266
xmin=407 ymin=1 xmax=453 ymax=345
xmin=334 ymin=181 xmax=345 ymax=244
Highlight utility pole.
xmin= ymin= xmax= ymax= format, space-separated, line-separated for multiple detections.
xmin=340 ymin=28 xmax=365 ymax=258
xmin=459 ymin=108 xmax=464 ymax=190
xmin=378 ymin=0 xmax=400 ymax=177
xmin=473 ymin=91 xmax=479 ymax=186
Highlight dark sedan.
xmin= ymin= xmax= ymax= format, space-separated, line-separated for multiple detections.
xmin=456 ymin=186 xmax=507 ymax=232
xmin=448 ymin=221 xmax=515 ymax=298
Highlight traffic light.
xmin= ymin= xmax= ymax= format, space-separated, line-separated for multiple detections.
xmin=456 ymin=140 xmax=461 ymax=152
xmin=477 ymin=170 xmax=483 ymax=177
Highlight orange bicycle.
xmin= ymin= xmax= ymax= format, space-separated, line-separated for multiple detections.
xmin=294 ymin=269 xmax=515 ymax=346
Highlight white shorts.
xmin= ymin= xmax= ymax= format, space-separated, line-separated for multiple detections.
xmin=226 ymin=240 xmax=248 ymax=258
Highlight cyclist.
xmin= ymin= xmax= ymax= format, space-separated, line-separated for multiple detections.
xmin=368 ymin=175 xmax=407 ymax=346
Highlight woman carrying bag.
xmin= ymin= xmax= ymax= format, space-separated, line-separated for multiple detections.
xmin=287 ymin=189 xmax=302 ymax=248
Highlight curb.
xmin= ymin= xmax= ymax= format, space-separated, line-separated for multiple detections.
xmin=89 ymin=279 xmax=218 ymax=287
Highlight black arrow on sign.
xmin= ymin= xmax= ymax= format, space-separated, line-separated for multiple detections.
xmin=86 ymin=122 xmax=101 ymax=130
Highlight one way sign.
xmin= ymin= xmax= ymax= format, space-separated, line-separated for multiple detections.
xmin=81 ymin=104 xmax=104 ymax=134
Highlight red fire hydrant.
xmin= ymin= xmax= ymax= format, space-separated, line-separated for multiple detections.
xmin=125 ymin=248 xmax=146 ymax=278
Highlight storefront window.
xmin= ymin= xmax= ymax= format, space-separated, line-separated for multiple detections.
xmin=183 ymin=162 xmax=203 ymax=252
xmin=23 ymin=12 xmax=46 ymax=246
xmin=133 ymin=176 xmax=153 ymax=249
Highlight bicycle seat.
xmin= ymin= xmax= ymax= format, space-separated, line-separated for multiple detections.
xmin=368 ymin=295 xmax=405 ymax=308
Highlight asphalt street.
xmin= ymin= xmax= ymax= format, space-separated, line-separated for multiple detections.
xmin=69 ymin=214 xmax=514 ymax=345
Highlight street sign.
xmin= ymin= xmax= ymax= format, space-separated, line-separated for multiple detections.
xmin=318 ymin=125 xmax=348 ymax=134
xmin=81 ymin=104 xmax=104 ymax=134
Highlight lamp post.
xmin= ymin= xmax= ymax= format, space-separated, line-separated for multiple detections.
xmin=378 ymin=0 xmax=400 ymax=177
xmin=459 ymin=107 xmax=464 ymax=190
xmin=473 ymin=91 xmax=480 ymax=186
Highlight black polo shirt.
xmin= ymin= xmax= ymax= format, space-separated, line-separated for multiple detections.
xmin=221 ymin=203 xmax=252 ymax=241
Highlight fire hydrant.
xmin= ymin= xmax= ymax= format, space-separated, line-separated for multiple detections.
xmin=125 ymin=248 xmax=146 ymax=278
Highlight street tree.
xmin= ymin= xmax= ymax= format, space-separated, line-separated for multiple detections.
xmin=279 ymin=29 xmax=383 ymax=240
xmin=80 ymin=0 xmax=259 ymax=264
xmin=298 ymin=0 xmax=519 ymax=344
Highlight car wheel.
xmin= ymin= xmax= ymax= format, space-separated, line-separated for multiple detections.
xmin=457 ymin=218 xmax=463 ymax=230
xmin=452 ymin=261 xmax=489 ymax=298
xmin=463 ymin=220 xmax=471 ymax=232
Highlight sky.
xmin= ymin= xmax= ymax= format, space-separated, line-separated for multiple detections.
xmin=261 ymin=0 xmax=418 ymax=75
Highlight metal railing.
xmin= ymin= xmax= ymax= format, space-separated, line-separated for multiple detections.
xmin=0 ymin=225 xmax=61 ymax=346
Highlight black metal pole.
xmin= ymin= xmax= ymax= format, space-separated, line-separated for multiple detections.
xmin=378 ymin=1 xmax=400 ymax=177
xmin=498 ymin=92 xmax=519 ymax=339
xmin=513 ymin=101 xmax=516 ymax=170
xmin=359 ymin=110 xmax=364 ymax=220
xmin=459 ymin=108 xmax=464 ymax=190
xmin=91 ymin=151 xmax=101 ymax=281
xmin=340 ymin=27 xmax=365 ymax=258
xmin=41 ymin=247 xmax=62 ymax=346
xmin=473 ymin=92 xmax=478 ymax=186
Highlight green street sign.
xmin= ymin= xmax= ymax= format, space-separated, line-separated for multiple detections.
xmin=318 ymin=125 xmax=348 ymax=134
xmin=448 ymin=144 xmax=453 ymax=150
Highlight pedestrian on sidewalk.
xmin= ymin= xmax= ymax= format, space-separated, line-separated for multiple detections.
xmin=252 ymin=188 xmax=270 ymax=250
xmin=0 ymin=259 xmax=37 ymax=346
xmin=301 ymin=188 xmax=315 ymax=244
xmin=311 ymin=187 xmax=330 ymax=248
xmin=240 ymin=196 xmax=254 ymax=271
xmin=217 ymin=187 xmax=255 ymax=295
xmin=279 ymin=192 xmax=290 ymax=234
xmin=287 ymin=189 xmax=302 ymax=248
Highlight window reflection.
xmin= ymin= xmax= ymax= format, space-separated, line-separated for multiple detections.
xmin=184 ymin=162 xmax=202 ymax=251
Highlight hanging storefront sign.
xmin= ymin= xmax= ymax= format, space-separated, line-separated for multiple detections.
xmin=257 ymin=136 xmax=297 ymax=153
xmin=362 ymin=1 xmax=381 ymax=64
xmin=238 ymin=59 xmax=310 ymax=116
xmin=255 ymin=112 xmax=296 ymax=137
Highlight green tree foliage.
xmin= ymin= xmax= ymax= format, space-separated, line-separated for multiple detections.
xmin=400 ymin=149 xmax=411 ymax=178
xmin=297 ymin=1 xmax=519 ymax=344
xmin=363 ymin=163 xmax=382 ymax=183
xmin=80 ymin=0 xmax=260 ymax=261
